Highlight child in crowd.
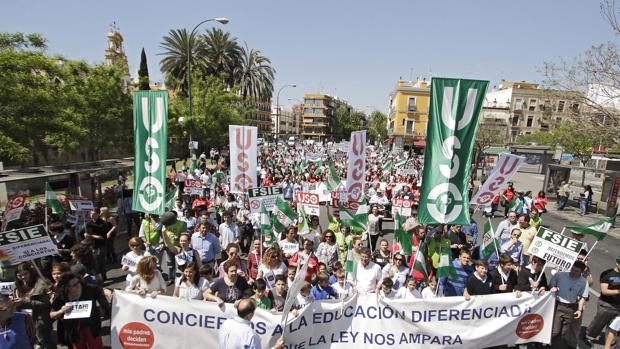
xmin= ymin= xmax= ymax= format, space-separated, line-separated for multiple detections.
xmin=331 ymin=269 xmax=355 ymax=299
xmin=287 ymin=265 xmax=296 ymax=288
xmin=199 ymin=264 xmax=215 ymax=288
xmin=378 ymin=278 xmax=397 ymax=299
xmin=311 ymin=272 xmax=338 ymax=300
xmin=251 ymin=278 xmax=273 ymax=310
xmin=294 ymin=282 xmax=314 ymax=309
xmin=396 ymin=277 xmax=422 ymax=299
xmin=421 ymin=276 xmax=438 ymax=299
xmin=269 ymin=275 xmax=288 ymax=313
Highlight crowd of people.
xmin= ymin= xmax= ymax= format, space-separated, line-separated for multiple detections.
xmin=0 ymin=140 xmax=618 ymax=349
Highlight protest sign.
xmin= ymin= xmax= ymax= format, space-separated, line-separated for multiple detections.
xmin=418 ymin=78 xmax=488 ymax=224
xmin=183 ymin=179 xmax=203 ymax=196
xmin=280 ymin=242 xmax=299 ymax=255
xmin=0 ymin=225 xmax=59 ymax=264
xmin=229 ymin=125 xmax=257 ymax=193
xmin=112 ymin=291 xmax=554 ymax=349
xmin=391 ymin=198 xmax=414 ymax=216
xmin=471 ymin=153 xmax=525 ymax=206
xmin=63 ymin=300 xmax=93 ymax=320
xmin=0 ymin=282 xmax=14 ymax=295
xmin=132 ymin=91 xmax=168 ymax=215
xmin=296 ymin=192 xmax=320 ymax=216
xmin=68 ymin=200 xmax=94 ymax=212
xmin=346 ymin=130 xmax=366 ymax=202
xmin=2 ymin=195 xmax=27 ymax=223
xmin=527 ymin=227 xmax=584 ymax=271
xmin=248 ymin=185 xmax=283 ymax=214
xmin=121 ymin=255 xmax=139 ymax=273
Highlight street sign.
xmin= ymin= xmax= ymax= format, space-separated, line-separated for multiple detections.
xmin=247 ymin=185 xmax=283 ymax=214
xmin=527 ymin=227 xmax=584 ymax=272
xmin=296 ymin=192 xmax=320 ymax=216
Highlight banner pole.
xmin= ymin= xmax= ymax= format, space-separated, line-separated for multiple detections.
xmin=585 ymin=240 xmax=599 ymax=259
xmin=532 ymin=264 xmax=547 ymax=294
xmin=559 ymin=227 xmax=566 ymax=235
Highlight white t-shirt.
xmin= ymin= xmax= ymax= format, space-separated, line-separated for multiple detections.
xmin=354 ymin=261 xmax=382 ymax=294
xmin=331 ymin=281 xmax=355 ymax=299
xmin=421 ymin=287 xmax=438 ymax=299
xmin=176 ymin=277 xmax=209 ymax=300
xmin=126 ymin=270 xmax=166 ymax=293
xmin=258 ymin=262 xmax=287 ymax=289
xmin=396 ymin=287 xmax=422 ymax=299
xmin=379 ymin=289 xmax=398 ymax=299
xmin=121 ymin=251 xmax=145 ymax=285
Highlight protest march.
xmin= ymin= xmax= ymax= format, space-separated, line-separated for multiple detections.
xmin=1 ymin=78 xmax=619 ymax=349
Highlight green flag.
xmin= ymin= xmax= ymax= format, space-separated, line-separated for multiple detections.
xmin=45 ymin=182 xmax=64 ymax=214
xmin=418 ymin=78 xmax=488 ymax=225
xmin=508 ymin=197 xmax=523 ymax=213
xmin=344 ymin=239 xmax=356 ymax=276
xmin=382 ymin=160 xmax=393 ymax=176
xmin=313 ymin=160 xmax=323 ymax=176
xmin=411 ymin=248 xmax=429 ymax=281
xmin=274 ymin=197 xmax=298 ymax=228
xmin=164 ymin=188 xmax=177 ymax=211
xmin=325 ymin=162 xmax=342 ymax=192
xmin=395 ymin=158 xmax=407 ymax=168
xmin=394 ymin=212 xmax=412 ymax=255
xmin=339 ymin=206 xmax=365 ymax=232
xmin=566 ymin=215 xmax=615 ymax=241
xmin=436 ymin=246 xmax=456 ymax=278
xmin=132 ymin=91 xmax=168 ymax=215
xmin=297 ymin=208 xmax=311 ymax=237
xmin=482 ymin=219 xmax=501 ymax=259
xmin=260 ymin=202 xmax=277 ymax=245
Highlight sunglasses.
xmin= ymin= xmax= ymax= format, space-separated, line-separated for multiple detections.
xmin=325 ymin=235 xmax=333 ymax=238
xmin=395 ymin=258 xmax=404 ymax=261
xmin=130 ymin=244 xmax=140 ymax=248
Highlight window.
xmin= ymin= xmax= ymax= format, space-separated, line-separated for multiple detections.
xmin=514 ymin=98 xmax=523 ymax=110
xmin=408 ymin=97 xmax=417 ymax=112
xmin=571 ymin=103 xmax=580 ymax=111
xmin=526 ymin=116 xmax=534 ymax=127
xmin=557 ymin=101 xmax=565 ymax=112
xmin=511 ymin=116 xmax=519 ymax=126
xmin=389 ymin=120 xmax=394 ymax=129
xmin=402 ymin=119 xmax=406 ymax=126
xmin=528 ymin=99 xmax=537 ymax=111
xmin=406 ymin=120 xmax=414 ymax=134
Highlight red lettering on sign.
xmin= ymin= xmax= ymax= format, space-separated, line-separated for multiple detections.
xmin=488 ymin=176 xmax=505 ymax=192
xmin=499 ymin=157 xmax=520 ymax=174
xmin=475 ymin=191 xmax=495 ymax=204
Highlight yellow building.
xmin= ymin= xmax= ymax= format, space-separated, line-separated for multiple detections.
xmin=302 ymin=94 xmax=337 ymax=140
xmin=387 ymin=79 xmax=430 ymax=152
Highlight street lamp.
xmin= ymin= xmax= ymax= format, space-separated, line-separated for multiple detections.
xmin=186 ymin=17 xmax=229 ymax=155
xmin=275 ymin=84 xmax=296 ymax=139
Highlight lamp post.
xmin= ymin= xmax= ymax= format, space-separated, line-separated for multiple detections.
xmin=186 ymin=17 xmax=228 ymax=156
xmin=275 ymin=84 xmax=296 ymax=139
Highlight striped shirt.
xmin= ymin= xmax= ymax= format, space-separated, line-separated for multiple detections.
xmin=441 ymin=259 xmax=474 ymax=297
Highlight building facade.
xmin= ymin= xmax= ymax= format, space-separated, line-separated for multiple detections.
xmin=387 ymin=79 xmax=430 ymax=151
xmin=246 ymin=100 xmax=272 ymax=138
xmin=483 ymin=80 xmax=583 ymax=143
xmin=302 ymin=94 xmax=337 ymax=140
xmin=271 ymin=106 xmax=300 ymax=137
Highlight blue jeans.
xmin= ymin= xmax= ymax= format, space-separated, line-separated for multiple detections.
xmin=558 ymin=196 xmax=568 ymax=209
xmin=579 ymin=198 xmax=588 ymax=214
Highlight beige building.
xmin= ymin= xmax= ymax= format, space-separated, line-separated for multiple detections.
xmin=271 ymin=106 xmax=301 ymax=137
xmin=482 ymin=80 xmax=584 ymax=143
xmin=302 ymin=94 xmax=338 ymax=140
xmin=247 ymin=100 xmax=272 ymax=138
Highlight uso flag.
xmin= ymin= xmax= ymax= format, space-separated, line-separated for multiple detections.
xmin=418 ymin=78 xmax=488 ymax=225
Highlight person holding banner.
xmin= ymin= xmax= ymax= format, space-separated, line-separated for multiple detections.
xmin=515 ymin=256 xmax=548 ymax=294
xmin=517 ymin=214 xmax=537 ymax=266
xmin=205 ymin=259 xmax=250 ymax=305
xmin=125 ymin=256 xmax=166 ymax=298
xmin=257 ymin=248 xmax=287 ymax=291
xmin=489 ymin=254 xmax=520 ymax=294
xmin=549 ymin=260 xmax=589 ymax=348
xmin=353 ymin=248 xmax=382 ymax=294
xmin=121 ymin=237 xmax=146 ymax=288
xmin=464 ymin=259 xmax=494 ymax=299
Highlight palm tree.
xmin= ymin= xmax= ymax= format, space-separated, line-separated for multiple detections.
xmin=199 ymin=28 xmax=242 ymax=87
xmin=159 ymin=29 xmax=205 ymax=92
xmin=236 ymin=45 xmax=275 ymax=100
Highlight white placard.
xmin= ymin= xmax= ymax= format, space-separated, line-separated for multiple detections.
xmin=296 ymin=192 xmax=320 ymax=216
xmin=471 ymin=153 xmax=525 ymax=206
xmin=69 ymin=200 xmax=94 ymax=212
xmin=281 ymin=242 xmax=299 ymax=255
xmin=0 ymin=225 xmax=59 ymax=264
xmin=527 ymin=227 xmax=584 ymax=272
xmin=229 ymin=125 xmax=258 ymax=193
xmin=346 ymin=130 xmax=366 ymax=202
xmin=0 ymin=282 xmax=14 ymax=295
xmin=247 ymin=186 xmax=283 ymax=214
xmin=63 ymin=300 xmax=93 ymax=319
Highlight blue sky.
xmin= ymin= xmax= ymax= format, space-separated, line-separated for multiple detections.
xmin=1 ymin=0 xmax=615 ymax=113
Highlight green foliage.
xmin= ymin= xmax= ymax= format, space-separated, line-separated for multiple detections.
xmin=0 ymin=32 xmax=47 ymax=51
xmin=0 ymin=32 xmax=132 ymax=164
xmin=169 ymin=74 xmax=247 ymax=149
xmin=367 ymin=110 xmax=388 ymax=143
xmin=237 ymin=45 xmax=275 ymax=100
xmin=333 ymin=105 xmax=366 ymax=140
xmin=138 ymin=48 xmax=150 ymax=90
xmin=516 ymin=122 xmax=594 ymax=164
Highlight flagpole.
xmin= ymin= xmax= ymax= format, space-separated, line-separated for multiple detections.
xmin=532 ymin=264 xmax=547 ymax=294
xmin=585 ymin=240 xmax=599 ymax=259
xmin=560 ymin=227 xmax=566 ymax=235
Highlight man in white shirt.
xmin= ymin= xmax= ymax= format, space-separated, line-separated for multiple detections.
xmin=369 ymin=188 xmax=390 ymax=209
xmin=354 ymin=248 xmax=383 ymax=294
xmin=219 ymin=211 xmax=240 ymax=249
xmin=219 ymin=298 xmax=284 ymax=349
xmin=495 ymin=212 xmax=518 ymax=241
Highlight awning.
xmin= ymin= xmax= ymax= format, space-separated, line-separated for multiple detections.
xmin=413 ymin=140 xmax=426 ymax=148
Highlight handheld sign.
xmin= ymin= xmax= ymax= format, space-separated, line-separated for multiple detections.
xmin=247 ymin=185 xmax=283 ymax=214
xmin=69 ymin=200 xmax=94 ymax=212
xmin=295 ymin=192 xmax=320 ymax=216
xmin=527 ymin=227 xmax=584 ymax=272
xmin=0 ymin=225 xmax=59 ymax=264
xmin=63 ymin=300 xmax=93 ymax=319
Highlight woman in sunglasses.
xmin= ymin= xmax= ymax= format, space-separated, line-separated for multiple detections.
xmin=316 ymin=230 xmax=339 ymax=273
xmin=121 ymin=237 xmax=146 ymax=288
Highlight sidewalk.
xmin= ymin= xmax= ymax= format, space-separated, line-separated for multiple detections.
xmin=544 ymin=204 xmax=620 ymax=239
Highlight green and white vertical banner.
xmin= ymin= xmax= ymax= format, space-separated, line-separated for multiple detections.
xmin=418 ymin=78 xmax=488 ymax=224
xmin=132 ymin=91 xmax=168 ymax=215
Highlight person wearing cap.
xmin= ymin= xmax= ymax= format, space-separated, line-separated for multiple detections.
xmin=548 ymin=260 xmax=589 ymax=348
xmin=585 ymin=256 xmax=620 ymax=344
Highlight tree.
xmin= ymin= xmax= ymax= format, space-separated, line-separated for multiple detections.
xmin=333 ymin=105 xmax=366 ymax=140
xmin=200 ymin=28 xmax=242 ymax=88
xmin=367 ymin=110 xmax=388 ymax=144
xmin=541 ymin=0 xmax=620 ymax=146
xmin=169 ymin=74 xmax=247 ymax=149
xmin=236 ymin=45 xmax=275 ymax=100
xmin=138 ymin=48 xmax=150 ymax=90
xmin=159 ymin=29 xmax=204 ymax=93
xmin=473 ymin=126 xmax=504 ymax=178
xmin=517 ymin=121 xmax=593 ymax=165
xmin=0 ymin=32 xmax=47 ymax=51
